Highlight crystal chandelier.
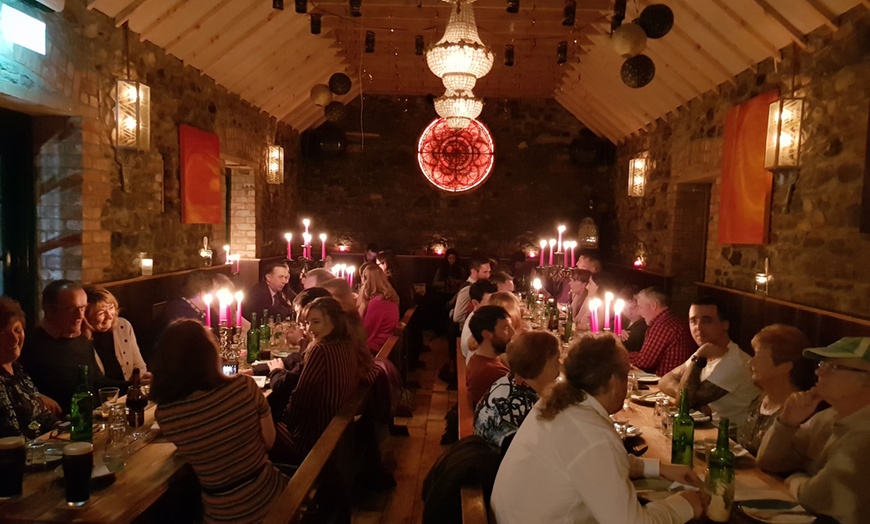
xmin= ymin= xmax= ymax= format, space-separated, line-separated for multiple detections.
xmin=426 ymin=0 xmax=494 ymax=93
xmin=434 ymin=90 xmax=483 ymax=130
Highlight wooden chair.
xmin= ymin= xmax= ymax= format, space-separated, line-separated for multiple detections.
xmin=455 ymin=340 xmax=492 ymax=523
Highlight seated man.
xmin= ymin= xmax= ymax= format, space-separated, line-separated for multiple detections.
xmin=466 ymin=305 xmax=514 ymax=408
xmin=155 ymin=270 xmax=212 ymax=329
xmin=460 ymin=279 xmax=498 ymax=362
xmin=492 ymin=334 xmax=707 ymax=523
xmin=21 ymin=280 xmax=127 ymax=414
xmin=576 ymin=251 xmax=602 ymax=273
xmin=629 ymin=287 xmax=696 ymax=376
xmin=659 ymin=297 xmax=759 ymax=426
xmin=490 ymin=271 xmax=515 ymax=293
xmin=617 ymin=286 xmax=647 ymax=353
xmin=757 ymin=337 xmax=870 ymax=524
xmin=452 ymin=257 xmax=491 ymax=326
xmin=244 ymin=260 xmax=293 ymax=321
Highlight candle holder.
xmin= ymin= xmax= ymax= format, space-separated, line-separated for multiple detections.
xmin=532 ymin=265 xmax=573 ymax=298
xmin=755 ymin=257 xmax=773 ymax=296
xmin=198 ymin=236 xmax=213 ymax=267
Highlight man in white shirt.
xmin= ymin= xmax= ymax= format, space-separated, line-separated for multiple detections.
xmin=460 ymin=279 xmax=498 ymax=361
xmin=451 ymin=257 xmax=491 ymax=325
xmin=659 ymin=297 xmax=759 ymax=427
xmin=492 ymin=335 xmax=707 ymax=523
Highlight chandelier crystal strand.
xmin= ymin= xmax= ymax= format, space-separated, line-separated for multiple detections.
xmin=426 ymin=0 xmax=494 ymax=92
xmin=434 ymin=90 xmax=483 ymax=129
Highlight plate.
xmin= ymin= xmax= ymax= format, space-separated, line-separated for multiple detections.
xmin=690 ymin=411 xmax=711 ymax=423
xmin=737 ymin=499 xmax=815 ymax=523
xmin=632 ymin=478 xmax=684 ymax=502
xmin=637 ymin=375 xmax=660 ymax=383
xmin=631 ymin=391 xmax=670 ymax=406
xmin=693 ymin=438 xmax=750 ymax=458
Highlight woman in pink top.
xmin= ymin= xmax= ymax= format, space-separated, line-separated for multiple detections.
xmin=358 ymin=265 xmax=400 ymax=354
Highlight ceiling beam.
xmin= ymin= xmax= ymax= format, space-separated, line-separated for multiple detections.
xmin=196 ymin=8 xmax=295 ymax=72
xmin=668 ymin=0 xmax=758 ymax=73
xmin=138 ymin=0 xmax=195 ymax=43
xmin=802 ymin=0 xmax=839 ymax=31
xmin=554 ymin=92 xmax=619 ymax=140
xmin=183 ymin=1 xmax=273 ymax=66
xmin=752 ymin=0 xmax=808 ymax=49
xmin=236 ymin=43 xmax=345 ymax=100
xmin=114 ymin=0 xmax=149 ymax=28
xmin=710 ymin=0 xmax=782 ymax=58
xmin=162 ymin=0 xmax=240 ymax=55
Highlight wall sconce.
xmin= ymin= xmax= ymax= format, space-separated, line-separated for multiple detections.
xmin=310 ymin=13 xmax=321 ymax=34
xmin=504 ymin=44 xmax=515 ymax=67
xmin=628 ymin=151 xmax=649 ymax=197
xmin=764 ymin=96 xmax=804 ymax=170
xmin=430 ymin=243 xmax=446 ymax=255
xmin=755 ymin=257 xmax=772 ymax=295
xmin=266 ymin=145 xmax=284 ymax=184
xmin=556 ymin=41 xmax=567 ymax=64
xmin=349 ymin=0 xmax=361 ymax=17
xmin=365 ymin=31 xmax=375 ymax=52
xmin=115 ymin=79 xmax=150 ymax=150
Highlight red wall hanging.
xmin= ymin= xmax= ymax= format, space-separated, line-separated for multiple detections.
xmin=417 ymin=118 xmax=495 ymax=193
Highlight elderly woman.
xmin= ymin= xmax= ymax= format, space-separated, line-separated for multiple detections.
xmin=357 ymin=265 xmax=400 ymax=355
xmin=738 ymin=324 xmax=816 ymax=455
xmin=84 ymin=287 xmax=151 ymax=384
xmin=0 ymin=297 xmax=61 ymax=438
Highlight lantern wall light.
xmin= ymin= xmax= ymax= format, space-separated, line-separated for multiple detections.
xmin=115 ymin=79 xmax=150 ymax=150
xmin=628 ymin=151 xmax=649 ymax=197
xmin=764 ymin=96 xmax=804 ymax=170
xmin=266 ymin=145 xmax=284 ymax=184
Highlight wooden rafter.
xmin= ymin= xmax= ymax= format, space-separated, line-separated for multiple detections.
xmin=668 ymin=0 xmax=758 ymax=72
xmin=114 ymin=0 xmax=150 ymax=28
xmin=752 ymin=0 xmax=808 ymax=49
xmin=803 ymin=0 xmax=839 ymax=31
xmin=710 ymin=0 xmax=783 ymax=58
xmin=137 ymin=0 xmax=193 ymax=43
xmin=162 ymin=0 xmax=238 ymax=54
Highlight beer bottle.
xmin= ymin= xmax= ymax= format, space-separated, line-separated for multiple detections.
xmin=546 ymin=299 xmax=559 ymax=331
xmin=70 ymin=365 xmax=94 ymax=442
xmin=247 ymin=312 xmax=260 ymax=363
xmin=562 ymin=311 xmax=573 ymax=343
xmin=125 ymin=368 xmax=147 ymax=427
xmin=706 ymin=418 xmax=735 ymax=522
xmin=671 ymin=387 xmax=694 ymax=466
xmin=259 ymin=310 xmax=272 ymax=351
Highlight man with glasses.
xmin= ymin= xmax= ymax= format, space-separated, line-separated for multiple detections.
xmin=20 ymin=280 xmax=126 ymax=414
xmin=757 ymin=337 xmax=870 ymax=524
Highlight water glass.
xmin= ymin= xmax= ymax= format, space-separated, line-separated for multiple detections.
xmin=26 ymin=439 xmax=46 ymax=466
xmin=623 ymin=373 xmax=637 ymax=410
xmin=654 ymin=397 xmax=672 ymax=428
xmin=98 ymin=387 xmax=120 ymax=418
xmin=661 ymin=407 xmax=679 ymax=437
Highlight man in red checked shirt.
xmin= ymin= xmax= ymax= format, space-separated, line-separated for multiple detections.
xmin=628 ymin=287 xmax=696 ymax=376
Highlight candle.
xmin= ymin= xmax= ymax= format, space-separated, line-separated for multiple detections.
xmin=539 ymin=240 xmax=547 ymax=267
xmin=223 ymin=245 xmax=230 ymax=264
xmin=557 ymin=225 xmax=566 ymax=253
xmin=588 ymin=298 xmax=602 ymax=333
xmin=569 ymin=242 xmax=576 ymax=267
xmin=319 ymin=233 xmax=327 ymax=260
xmin=140 ymin=258 xmax=153 ymax=276
xmin=548 ymin=239 xmax=556 ymax=266
xmin=604 ymin=291 xmax=614 ymax=331
xmin=203 ymin=293 xmax=213 ymax=328
xmin=532 ymin=278 xmax=542 ymax=294
xmin=284 ymin=233 xmax=292 ymax=260
xmin=347 ymin=265 xmax=355 ymax=286
xmin=614 ymin=299 xmax=625 ymax=335
xmin=303 ymin=218 xmax=310 ymax=235
xmin=234 ymin=291 xmax=244 ymax=328
xmin=218 ymin=293 xmax=227 ymax=324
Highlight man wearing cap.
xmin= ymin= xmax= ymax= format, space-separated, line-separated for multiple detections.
xmin=756 ymin=337 xmax=870 ymax=524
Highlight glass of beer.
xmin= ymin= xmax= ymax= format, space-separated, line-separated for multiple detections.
xmin=0 ymin=436 xmax=26 ymax=499
xmin=62 ymin=442 xmax=94 ymax=506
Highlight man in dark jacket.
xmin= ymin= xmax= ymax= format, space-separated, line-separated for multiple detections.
xmin=243 ymin=260 xmax=294 ymax=322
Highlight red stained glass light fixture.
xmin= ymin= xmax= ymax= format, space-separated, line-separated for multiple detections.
xmin=417 ymin=118 xmax=495 ymax=193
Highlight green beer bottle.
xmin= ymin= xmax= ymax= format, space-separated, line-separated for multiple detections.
xmin=562 ymin=310 xmax=573 ymax=343
xmin=70 ymin=365 xmax=94 ymax=442
xmin=670 ymin=387 xmax=694 ymax=466
xmin=247 ymin=312 xmax=260 ymax=364
xmin=258 ymin=310 xmax=271 ymax=353
xmin=706 ymin=418 xmax=735 ymax=522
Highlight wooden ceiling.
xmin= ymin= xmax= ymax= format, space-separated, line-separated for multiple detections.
xmin=87 ymin=0 xmax=868 ymax=142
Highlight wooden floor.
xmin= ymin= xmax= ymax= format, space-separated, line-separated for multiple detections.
xmin=352 ymin=334 xmax=454 ymax=524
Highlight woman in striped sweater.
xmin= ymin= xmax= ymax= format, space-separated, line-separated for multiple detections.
xmin=151 ymin=320 xmax=287 ymax=523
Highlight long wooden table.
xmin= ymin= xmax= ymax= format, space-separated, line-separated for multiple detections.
xmin=0 ymin=403 xmax=192 ymax=524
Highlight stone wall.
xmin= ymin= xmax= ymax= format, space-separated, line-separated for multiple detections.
xmin=0 ymin=0 xmax=297 ymax=287
xmin=298 ymin=96 xmax=614 ymax=257
xmin=610 ymin=7 xmax=870 ymax=317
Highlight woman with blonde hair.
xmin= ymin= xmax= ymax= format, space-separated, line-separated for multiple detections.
xmin=84 ymin=287 xmax=150 ymax=383
xmin=357 ymin=265 xmax=400 ymax=354
xmin=487 ymin=291 xmax=526 ymax=337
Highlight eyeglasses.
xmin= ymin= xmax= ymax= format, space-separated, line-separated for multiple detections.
xmin=816 ymin=360 xmax=870 ymax=374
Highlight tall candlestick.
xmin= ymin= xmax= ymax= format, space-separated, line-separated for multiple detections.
xmin=548 ymin=239 xmax=556 ymax=266
xmin=557 ymin=225 xmax=566 ymax=253
xmin=284 ymin=233 xmax=292 ymax=260
xmin=319 ymin=233 xmax=327 ymax=260
xmin=203 ymin=293 xmax=212 ymax=328
xmin=539 ymin=240 xmax=547 ymax=267
xmin=570 ymin=242 xmax=576 ymax=267
xmin=614 ymin=299 xmax=625 ymax=335
xmin=217 ymin=289 xmax=232 ymax=325
xmin=223 ymin=245 xmax=230 ymax=264
xmin=604 ymin=292 xmax=614 ymax=331
xmin=347 ymin=266 xmax=355 ymax=287
xmin=589 ymin=298 xmax=602 ymax=333
xmin=234 ymin=291 xmax=244 ymax=329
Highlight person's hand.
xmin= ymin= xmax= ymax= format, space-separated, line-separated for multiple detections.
xmin=285 ymin=327 xmax=303 ymax=345
xmin=678 ymin=490 xmax=709 ymax=520
xmin=238 ymin=368 xmax=254 ymax=376
xmin=267 ymin=358 xmax=285 ymax=372
xmin=695 ymin=342 xmax=723 ymax=359
xmin=659 ymin=464 xmax=702 ymax=488
xmin=140 ymin=372 xmax=153 ymax=386
xmin=779 ymin=389 xmax=822 ymax=428
xmin=618 ymin=330 xmax=630 ymax=342
xmin=38 ymin=394 xmax=62 ymax=416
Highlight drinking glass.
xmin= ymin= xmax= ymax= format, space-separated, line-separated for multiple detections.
xmin=654 ymin=397 xmax=671 ymax=428
xmin=26 ymin=439 xmax=45 ymax=467
xmin=623 ymin=373 xmax=637 ymax=410
xmin=661 ymin=406 xmax=679 ymax=437
xmin=62 ymin=442 xmax=93 ymax=506
xmin=99 ymin=387 xmax=120 ymax=418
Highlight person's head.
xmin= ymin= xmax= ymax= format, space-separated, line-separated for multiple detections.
xmin=488 ymin=292 xmax=524 ymax=336
xmin=302 ymin=268 xmax=333 ymax=289
xmin=568 ymin=268 xmax=592 ymax=294
xmin=506 ymin=331 xmax=561 ymax=393
xmin=84 ymin=287 xmax=120 ymax=334
xmin=576 ymin=253 xmax=602 ymax=273
xmin=0 ymin=297 xmax=26 ymax=366
xmin=586 ymin=272 xmax=617 ymax=298
xmin=302 ymin=297 xmax=351 ymax=345
xmin=42 ymin=280 xmax=87 ymax=338
xmin=321 ymin=278 xmax=358 ymax=313
xmin=803 ymin=338 xmax=870 ymax=407
xmin=469 ymin=279 xmax=499 ymax=311
xmin=636 ymin=287 xmax=669 ymax=324
xmin=469 ymin=257 xmax=492 ymax=281
xmin=211 ymin=273 xmax=235 ymax=293
xmin=469 ymin=305 xmax=513 ymax=354
xmin=490 ymin=271 xmax=515 ymax=293
xmin=360 ymin=264 xmax=398 ymax=303
xmin=618 ymin=286 xmax=642 ymax=323
xmin=263 ymin=261 xmax=290 ymax=293
xmin=375 ymin=251 xmax=399 ymax=277
xmin=539 ymin=334 xmax=630 ymax=419
xmin=688 ymin=296 xmax=730 ymax=347
xmin=182 ymin=270 xmax=213 ymax=300
xmin=750 ymin=324 xmax=815 ymax=392
xmin=365 ymin=243 xmax=379 ymax=262
xmin=150 ymin=320 xmax=228 ymax=404
xmin=443 ymin=248 xmax=459 ymax=267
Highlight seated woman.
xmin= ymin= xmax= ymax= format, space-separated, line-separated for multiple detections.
xmin=0 ymin=297 xmax=61 ymax=438
xmin=270 ymin=298 xmax=360 ymax=465
xmin=580 ymin=272 xmax=618 ymax=331
xmin=84 ymin=287 xmax=151 ymax=384
xmin=567 ymin=268 xmax=592 ymax=328
xmin=376 ymin=251 xmax=414 ymax=316
xmin=738 ymin=324 xmax=816 ymax=455
xmin=151 ymin=320 xmax=287 ymax=523
xmin=357 ymin=265 xmax=400 ymax=355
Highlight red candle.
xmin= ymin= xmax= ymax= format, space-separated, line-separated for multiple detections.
xmin=319 ymin=234 xmax=327 ymax=260
xmin=570 ymin=244 xmax=576 ymax=267
xmin=203 ymin=294 xmax=212 ymax=328
xmin=235 ymin=291 xmax=243 ymax=328
xmin=589 ymin=298 xmax=602 ymax=333
xmin=539 ymin=240 xmax=546 ymax=267
xmin=284 ymin=233 xmax=292 ymax=260
xmin=548 ymin=239 xmax=556 ymax=266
